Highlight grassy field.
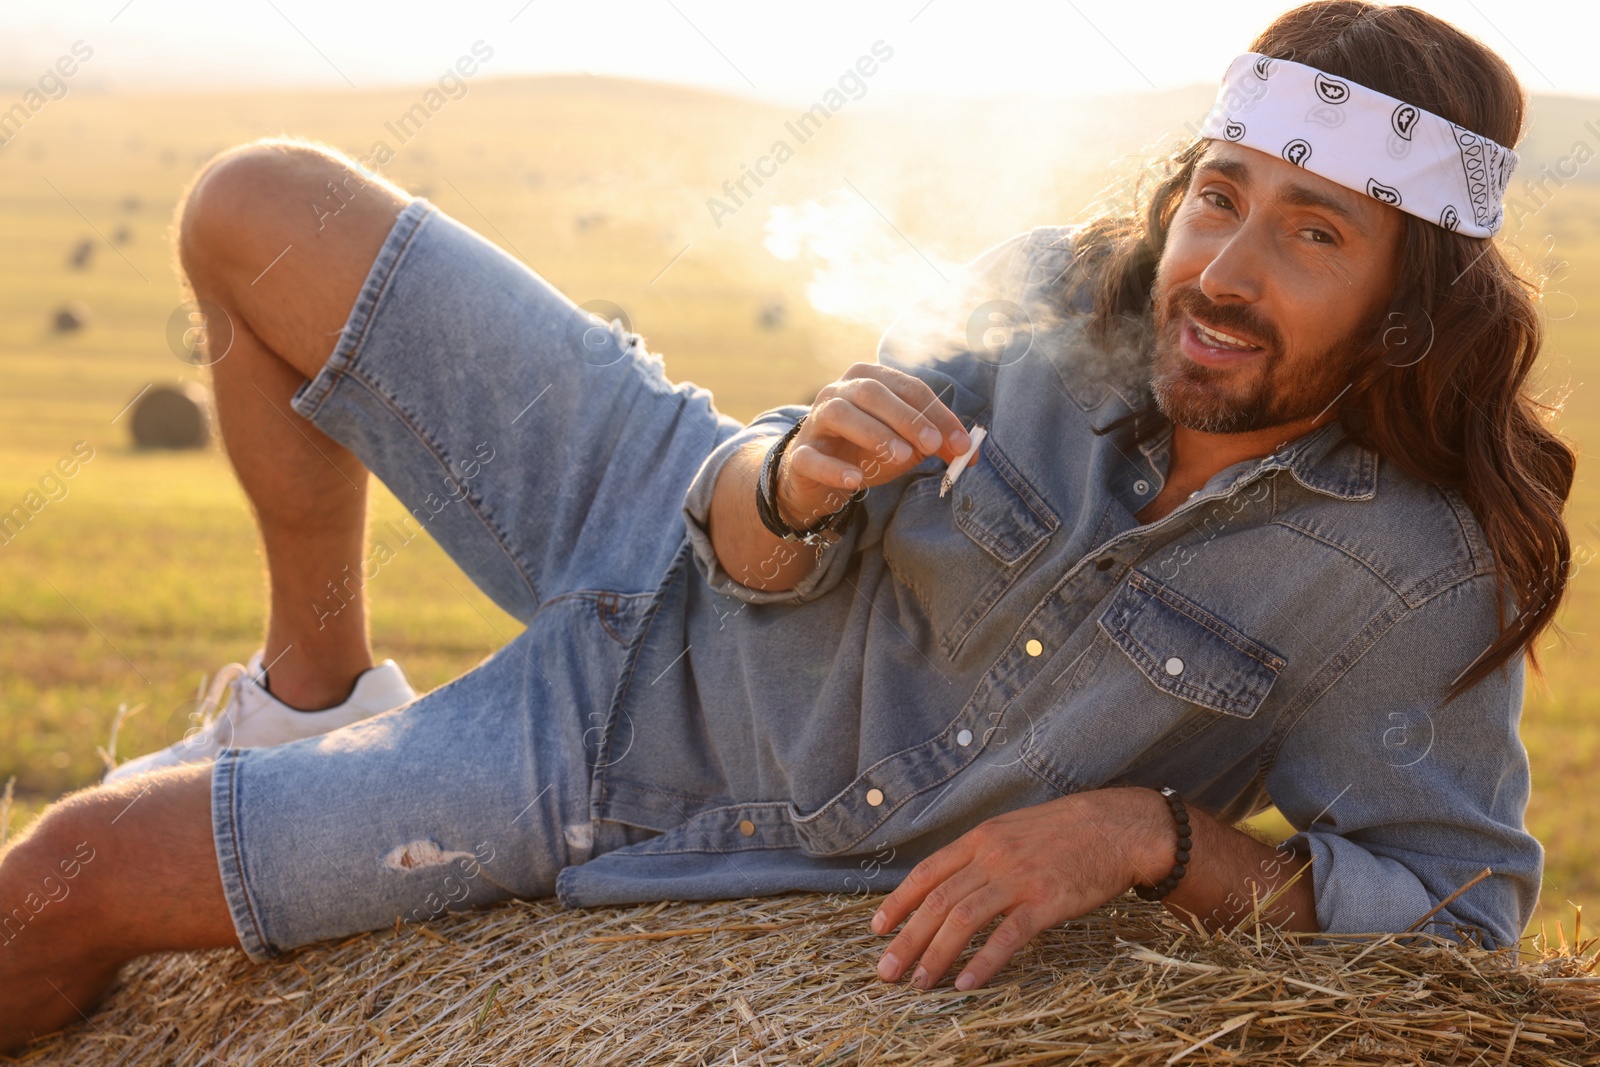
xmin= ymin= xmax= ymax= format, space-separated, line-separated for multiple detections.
xmin=1 ymin=74 xmax=1596 ymax=942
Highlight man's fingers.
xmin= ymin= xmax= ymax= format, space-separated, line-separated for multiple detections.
xmin=783 ymin=442 xmax=866 ymax=495
xmin=952 ymin=906 xmax=1044 ymax=992
xmin=875 ymin=863 xmax=987 ymax=983
xmin=805 ymin=395 xmax=918 ymax=473
xmin=837 ymin=366 xmax=970 ymax=461
xmin=780 ymin=399 xmax=912 ymax=524
xmin=871 ymin=841 xmax=969 ymax=938
xmin=870 ymin=373 xmax=972 ymax=461
xmin=905 ymin=883 xmax=1019 ymax=990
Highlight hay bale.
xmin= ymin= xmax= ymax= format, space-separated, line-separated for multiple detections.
xmin=21 ymin=893 xmax=1600 ymax=1065
xmin=128 ymin=383 xmax=212 ymax=450
xmin=759 ymin=299 xmax=786 ymax=331
xmin=67 ymin=239 xmax=94 ymax=270
xmin=51 ymin=301 xmax=90 ymax=333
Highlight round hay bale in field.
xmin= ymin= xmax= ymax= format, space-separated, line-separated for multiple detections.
xmin=68 ymin=238 xmax=95 ymax=269
xmin=51 ymin=301 xmax=90 ymax=333
xmin=21 ymin=893 xmax=1600 ymax=1065
xmin=128 ymin=383 xmax=212 ymax=450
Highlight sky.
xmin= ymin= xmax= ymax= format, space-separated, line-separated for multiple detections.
xmin=0 ymin=0 xmax=1592 ymax=104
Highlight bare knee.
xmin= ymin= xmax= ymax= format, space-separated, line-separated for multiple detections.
xmin=0 ymin=767 xmax=236 ymax=958
xmin=0 ymin=787 xmax=114 ymax=952
xmin=178 ymin=139 xmax=314 ymax=271
xmin=177 ymin=138 xmax=404 ymax=278
xmin=0 ymin=782 xmax=190 ymax=1050
xmin=173 ymin=137 xmax=413 ymax=378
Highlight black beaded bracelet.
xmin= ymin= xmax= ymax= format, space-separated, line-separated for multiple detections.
xmin=1133 ymin=786 xmax=1192 ymax=901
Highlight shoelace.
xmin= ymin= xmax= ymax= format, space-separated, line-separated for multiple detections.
xmin=178 ymin=661 xmax=253 ymax=750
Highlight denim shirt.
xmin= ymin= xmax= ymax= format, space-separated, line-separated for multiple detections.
xmin=555 ymin=225 xmax=1541 ymax=952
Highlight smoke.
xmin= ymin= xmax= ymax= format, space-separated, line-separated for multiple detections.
xmin=764 ymin=194 xmax=1157 ymax=413
xmin=762 ymin=190 xmax=967 ymax=329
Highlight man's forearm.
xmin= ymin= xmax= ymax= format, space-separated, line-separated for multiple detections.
xmin=1132 ymin=788 xmax=1320 ymax=935
xmin=706 ymin=436 xmax=823 ymax=595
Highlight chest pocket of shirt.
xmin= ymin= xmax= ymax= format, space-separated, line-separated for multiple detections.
xmin=1024 ymin=572 xmax=1285 ymax=794
xmin=881 ymin=434 xmax=1058 ymax=662
xmin=1099 ymin=571 xmax=1285 ymax=718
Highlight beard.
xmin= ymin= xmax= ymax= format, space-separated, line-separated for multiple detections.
xmin=1147 ymin=283 xmax=1376 ymax=435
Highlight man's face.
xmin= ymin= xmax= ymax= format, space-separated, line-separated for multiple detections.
xmin=1148 ymin=139 xmax=1405 ymax=435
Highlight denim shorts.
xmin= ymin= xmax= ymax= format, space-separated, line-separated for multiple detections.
xmin=210 ymin=197 xmax=745 ymax=962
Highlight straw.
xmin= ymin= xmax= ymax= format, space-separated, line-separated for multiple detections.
xmin=20 ymin=890 xmax=1600 ymax=1066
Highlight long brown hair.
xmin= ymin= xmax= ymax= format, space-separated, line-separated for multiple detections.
xmin=1066 ymin=1 xmax=1575 ymax=701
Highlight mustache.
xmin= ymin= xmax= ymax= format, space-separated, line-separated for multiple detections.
xmin=1165 ymin=287 xmax=1280 ymax=351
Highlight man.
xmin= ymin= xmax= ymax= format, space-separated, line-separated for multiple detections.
xmin=0 ymin=0 xmax=1573 ymax=1047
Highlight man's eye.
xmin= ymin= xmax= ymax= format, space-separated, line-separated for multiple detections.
xmin=1200 ymin=191 xmax=1234 ymax=212
xmin=1303 ymin=228 xmax=1334 ymax=244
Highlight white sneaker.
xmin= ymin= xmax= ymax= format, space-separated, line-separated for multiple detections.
xmin=104 ymin=651 xmax=418 ymax=782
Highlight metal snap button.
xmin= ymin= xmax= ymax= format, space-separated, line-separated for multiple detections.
xmin=738 ymin=819 xmax=755 ymax=837
xmin=1165 ymin=657 xmax=1185 ymax=676
xmin=961 ymin=494 xmax=973 ymax=511
xmin=1133 ymin=479 xmax=1150 ymax=494
xmin=957 ymin=728 xmax=973 ymax=746
xmin=1095 ymin=557 xmax=1115 ymax=571
xmin=866 ymin=788 xmax=885 ymax=807
xmin=1025 ymin=639 xmax=1043 ymax=657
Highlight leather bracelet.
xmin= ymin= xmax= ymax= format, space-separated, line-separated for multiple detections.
xmin=754 ymin=416 xmax=866 ymax=548
xmin=1133 ymin=786 xmax=1192 ymax=901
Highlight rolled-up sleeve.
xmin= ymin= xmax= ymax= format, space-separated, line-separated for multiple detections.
xmin=1266 ymin=573 xmax=1542 ymax=951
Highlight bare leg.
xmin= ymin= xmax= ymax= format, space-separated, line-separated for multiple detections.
xmin=0 ymin=143 xmax=432 ymax=1051
xmin=175 ymin=138 xmax=413 ymax=709
xmin=0 ymin=767 xmax=234 ymax=1049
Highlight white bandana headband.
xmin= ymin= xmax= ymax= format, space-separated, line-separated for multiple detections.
xmin=1196 ymin=52 xmax=1518 ymax=238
